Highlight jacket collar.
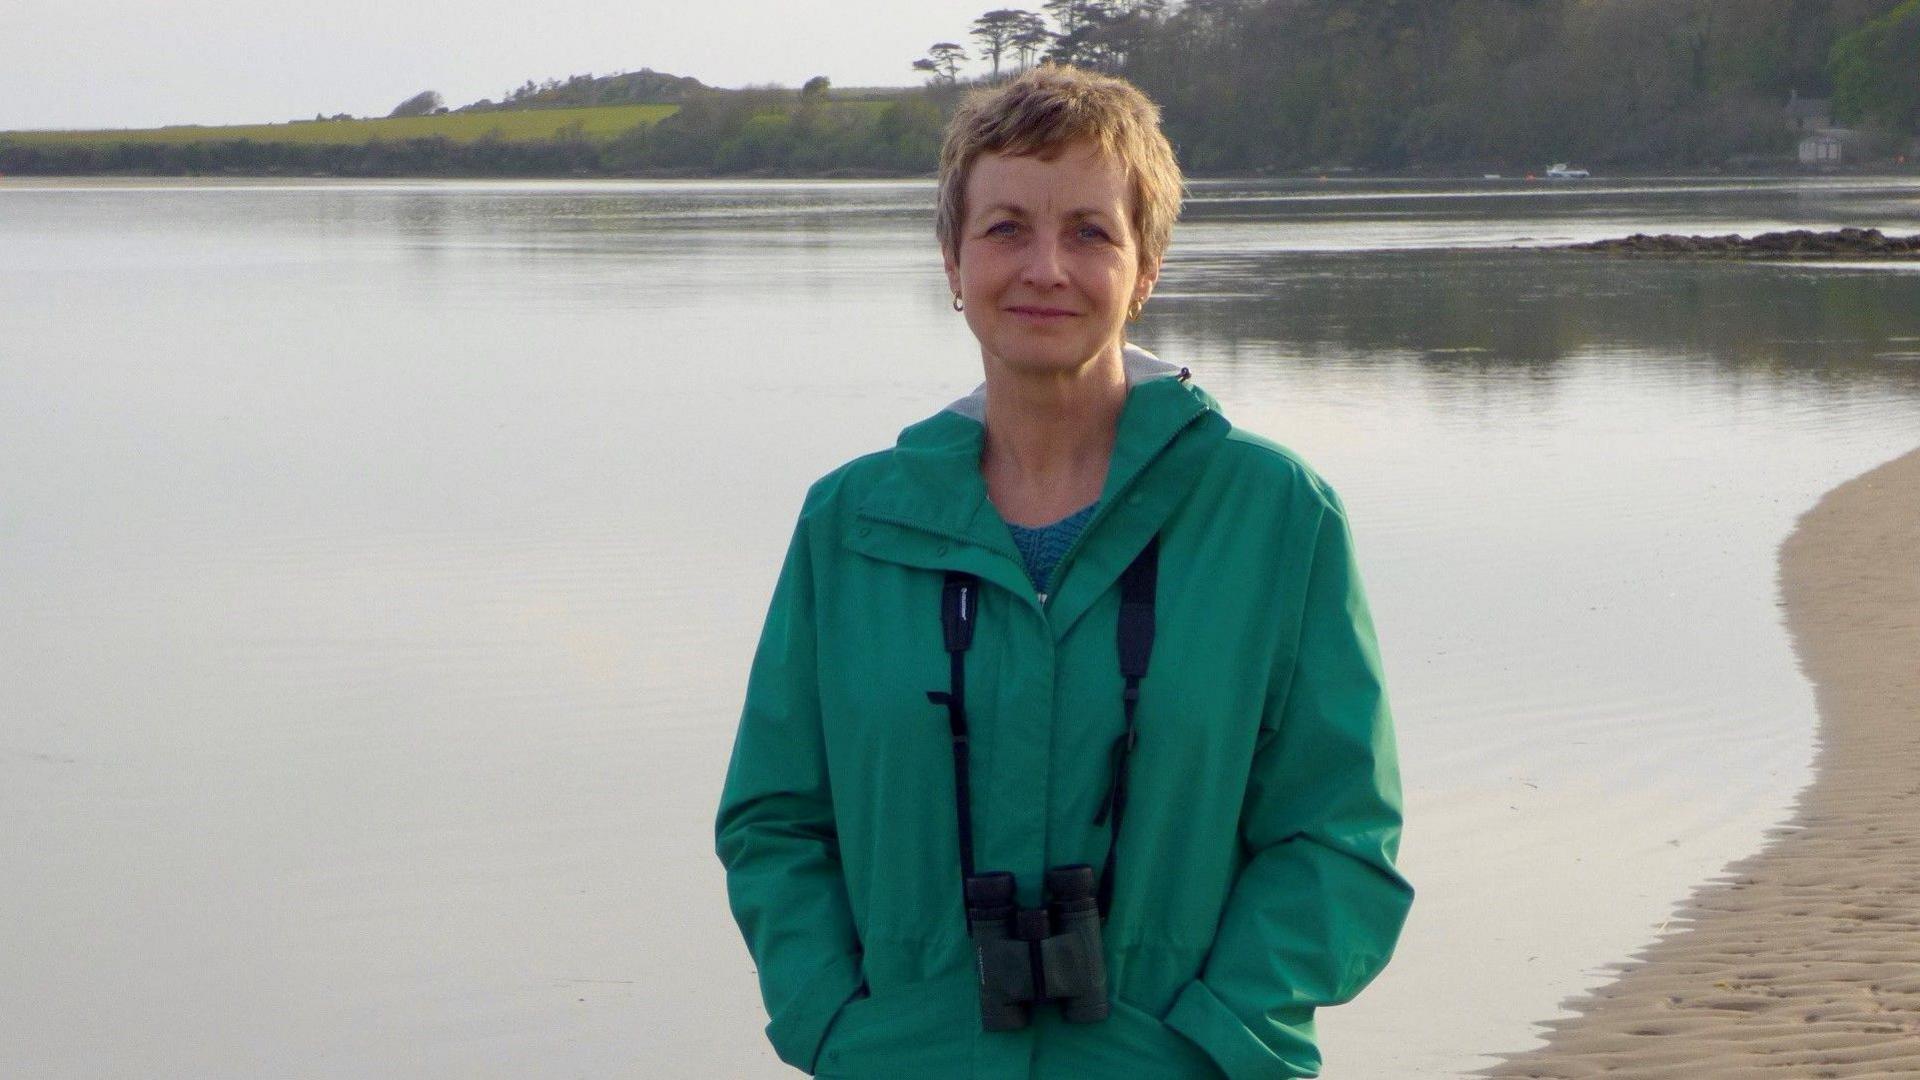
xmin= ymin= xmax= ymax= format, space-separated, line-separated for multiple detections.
xmin=936 ymin=343 xmax=1187 ymax=423
xmin=849 ymin=344 xmax=1229 ymax=635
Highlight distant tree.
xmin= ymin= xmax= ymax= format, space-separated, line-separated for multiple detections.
xmin=389 ymin=90 xmax=444 ymax=118
xmin=1048 ymin=26 xmax=1099 ymax=66
xmin=1090 ymin=0 xmax=1162 ymax=68
xmin=1010 ymin=10 xmax=1053 ymax=69
xmin=796 ymin=75 xmax=832 ymax=137
xmin=1044 ymin=1 xmax=1125 ymax=66
xmin=1831 ymin=0 xmax=1920 ymax=133
xmin=1043 ymin=0 xmax=1086 ymax=35
xmin=912 ymin=57 xmax=940 ymax=82
xmin=929 ymin=41 xmax=970 ymax=81
xmin=1042 ymin=0 xmax=1118 ymax=37
xmin=972 ymin=9 xmax=1030 ymax=75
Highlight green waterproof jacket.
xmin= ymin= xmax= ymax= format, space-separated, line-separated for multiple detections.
xmin=716 ymin=346 xmax=1413 ymax=1079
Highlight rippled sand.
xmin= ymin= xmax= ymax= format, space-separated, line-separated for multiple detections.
xmin=1481 ymin=445 xmax=1920 ymax=1078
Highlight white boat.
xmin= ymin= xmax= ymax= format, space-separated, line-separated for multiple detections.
xmin=1545 ymin=163 xmax=1590 ymax=178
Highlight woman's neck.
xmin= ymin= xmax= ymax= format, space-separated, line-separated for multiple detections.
xmin=978 ymin=345 xmax=1128 ymax=527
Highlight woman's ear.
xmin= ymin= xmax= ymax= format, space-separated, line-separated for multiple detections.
xmin=943 ymin=246 xmax=961 ymax=299
xmin=1135 ymin=256 xmax=1161 ymax=305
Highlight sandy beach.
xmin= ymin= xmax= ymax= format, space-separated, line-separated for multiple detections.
xmin=1482 ymin=445 xmax=1920 ymax=1078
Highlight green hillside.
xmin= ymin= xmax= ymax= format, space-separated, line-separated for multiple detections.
xmin=4 ymin=104 xmax=678 ymax=147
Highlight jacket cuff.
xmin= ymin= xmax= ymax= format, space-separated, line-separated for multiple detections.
xmin=765 ymin=952 xmax=863 ymax=1074
xmin=1164 ymin=978 xmax=1320 ymax=1079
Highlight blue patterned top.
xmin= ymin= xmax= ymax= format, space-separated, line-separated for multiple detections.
xmin=1006 ymin=500 xmax=1099 ymax=595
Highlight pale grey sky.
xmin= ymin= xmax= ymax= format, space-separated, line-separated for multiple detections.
xmin=2 ymin=0 xmax=1009 ymax=131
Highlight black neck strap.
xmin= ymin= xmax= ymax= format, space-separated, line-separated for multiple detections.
xmin=928 ymin=536 xmax=1160 ymax=920
xmin=925 ymin=575 xmax=978 ymax=878
xmin=1097 ymin=533 xmax=1158 ymax=918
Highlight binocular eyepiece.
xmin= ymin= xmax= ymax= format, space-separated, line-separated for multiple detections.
xmin=964 ymin=864 xmax=1110 ymax=1031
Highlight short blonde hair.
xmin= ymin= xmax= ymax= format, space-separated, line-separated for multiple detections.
xmin=936 ymin=65 xmax=1184 ymax=275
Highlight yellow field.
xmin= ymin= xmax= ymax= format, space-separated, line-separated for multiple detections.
xmin=2 ymin=104 xmax=680 ymax=146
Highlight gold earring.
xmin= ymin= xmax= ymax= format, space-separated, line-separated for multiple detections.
xmin=1128 ymin=297 xmax=1145 ymax=322
xmin=952 ymin=295 xmax=964 ymax=312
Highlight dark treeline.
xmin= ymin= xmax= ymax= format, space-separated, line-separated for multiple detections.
xmin=1096 ymin=0 xmax=1920 ymax=169
xmin=7 ymin=0 xmax=1918 ymax=178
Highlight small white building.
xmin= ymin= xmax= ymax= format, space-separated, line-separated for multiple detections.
xmin=1800 ymin=131 xmax=1845 ymax=164
xmin=1799 ymin=127 xmax=1868 ymax=165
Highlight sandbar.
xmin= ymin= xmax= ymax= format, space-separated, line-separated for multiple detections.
xmin=1481 ymin=445 xmax=1920 ymax=1078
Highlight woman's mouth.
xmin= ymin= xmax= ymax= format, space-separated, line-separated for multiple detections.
xmin=1006 ymin=305 xmax=1076 ymax=320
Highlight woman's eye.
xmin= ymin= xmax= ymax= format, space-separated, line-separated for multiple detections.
xmin=986 ymin=221 xmax=1019 ymax=237
xmin=1077 ymin=224 xmax=1111 ymax=242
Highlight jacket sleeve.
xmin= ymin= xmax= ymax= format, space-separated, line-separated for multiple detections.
xmin=1163 ymin=483 xmax=1415 ymax=1079
xmin=715 ymin=512 xmax=864 ymax=1074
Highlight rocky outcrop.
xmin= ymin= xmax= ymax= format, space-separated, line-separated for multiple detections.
xmin=1563 ymin=227 xmax=1920 ymax=258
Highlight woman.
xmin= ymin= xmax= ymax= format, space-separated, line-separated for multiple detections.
xmin=716 ymin=66 xmax=1412 ymax=1079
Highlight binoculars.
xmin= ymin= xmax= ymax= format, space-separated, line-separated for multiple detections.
xmin=964 ymin=864 xmax=1110 ymax=1030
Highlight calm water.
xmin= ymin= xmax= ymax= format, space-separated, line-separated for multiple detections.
xmin=4 ymin=176 xmax=1919 ymax=1078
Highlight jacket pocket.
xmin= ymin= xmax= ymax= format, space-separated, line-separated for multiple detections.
xmin=1032 ymin=996 xmax=1225 ymax=1079
xmin=813 ymin=976 xmax=975 ymax=1078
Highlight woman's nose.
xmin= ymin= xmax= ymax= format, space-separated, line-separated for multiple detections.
xmin=1020 ymin=235 xmax=1069 ymax=289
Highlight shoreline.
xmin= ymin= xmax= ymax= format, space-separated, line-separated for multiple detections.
xmin=1481 ymin=445 xmax=1920 ymax=1078
xmin=4 ymin=167 xmax=1919 ymax=183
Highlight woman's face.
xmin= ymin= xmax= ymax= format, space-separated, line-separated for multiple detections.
xmin=944 ymin=140 xmax=1156 ymax=378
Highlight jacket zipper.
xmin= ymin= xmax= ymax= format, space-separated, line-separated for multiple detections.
xmin=1041 ymin=406 xmax=1207 ymax=613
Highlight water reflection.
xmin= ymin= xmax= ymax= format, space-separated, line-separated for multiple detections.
xmin=1153 ymin=248 xmax=1920 ymax=384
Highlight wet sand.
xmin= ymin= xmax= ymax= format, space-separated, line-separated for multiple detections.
xmin=1481 ymin=445 xmax=1920 ymax=1078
